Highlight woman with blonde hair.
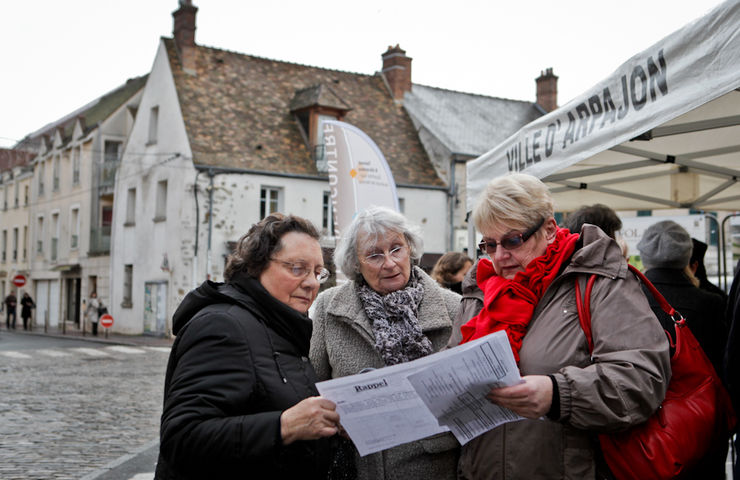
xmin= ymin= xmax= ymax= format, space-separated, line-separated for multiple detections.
xmin=452 ymin=173 xmax=670 ymax=479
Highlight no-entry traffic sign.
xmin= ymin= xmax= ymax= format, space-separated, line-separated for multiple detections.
xmin=99 ymin=313 xmax=114 ymax=329
xmin=12 ymin=274 xmax=26 ymax=287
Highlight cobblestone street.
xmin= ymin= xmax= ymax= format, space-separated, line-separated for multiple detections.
xmin=0 ymin=332 xmax=170 ymax=479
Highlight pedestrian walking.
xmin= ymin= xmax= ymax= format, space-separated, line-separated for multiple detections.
xmin=5 ymin=292 xmax=17 ymax=329
xmin=20 ymin=292 xmax=35 ymax=331
xmin=86 ymin=292 xmax=99 ymax=336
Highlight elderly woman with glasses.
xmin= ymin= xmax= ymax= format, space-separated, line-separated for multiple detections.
xmin=310 ymin=206 xmax=461 ymax=480
xmin=156 ymin=214 xmax=341 ymax=480
xmin=451 ymin=174 xmax=670 ymax=480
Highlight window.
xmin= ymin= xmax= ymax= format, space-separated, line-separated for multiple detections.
xmin=24 ymin=185 xmax=29 ymax=206
xmin=314 ymin=114 xmax=336 ymax=172
xmin=148 ymin=106 xmax=159 ymax=144
xmin=36 ymin=216 xmax=44 ymax=254
xmin=103 ymin=141 xmax=121 ymax=185
xmin=2 ymin=185 xmax=7 ymax=210
xmin=125 ymin=188 xmax=136 ymax=225
xmin=52 ymin=155 xmax=60 ymax=191
xmin=260 ymin=187 xmax=282 ymax=219
xmin=154 ymin=180 xmax=167 ymax=221
xmin=70 ymin=207 xmax=79 ymax=249
xmin=14 ymin=181 xmax=19 ymax=208
xmin=51 ymin=213 xmax=59 ymax=261
xmin=72 ymin=147 xmax=80 ymax=185
xmin=104 ymin=141 xmax=121 ymax=163
xmin=38 ymin=161 xmax=45 ymax=196
xmin=23 ymin=226 xmax=27 ymax=260
xmin=398 ymin=197 xmax=405 ymax=214
xmin=1 ymin=230 xmax=6 ymax=262
xmin=12 ymin=228 xmax=18 ymax=261
xmin=102 ymin=205 xmax=113 ymax=228
xmin=122 ymin=264 xmax=133 ymax=308
xmin=322 ymin=191 xmax=335 ymax=236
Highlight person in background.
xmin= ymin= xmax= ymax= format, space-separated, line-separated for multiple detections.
xmin=452 ymin=173 xmax=670 ymax=479
xmin=86 ymin=292 xmax=99 ymax=336
xmin=637 ymin=220 xmax=728 ymax=479
xmin=155 ymin=214 xmax=340 ymax=480
xmin=690 ymin=238 xmax=728 ymax=303
xmin=5 ymin=292 xmax=17 ymax=330
xmin=310 ymin=206 xmax=460 ymax=480
xmin=724 ymin=258 xmax=740 ymax=479
xmin=20 ymin=292 xmax=35 ymax=331
xmin=431 ymin=251 xmax=473 ymax=294
xmin=563 ymin=203 xmax=622 ymax=239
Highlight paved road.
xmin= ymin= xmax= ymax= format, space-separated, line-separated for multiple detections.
xmin=0 ymin=330 xmax=169 ymax=479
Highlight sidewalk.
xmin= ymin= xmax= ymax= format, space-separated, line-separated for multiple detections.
xmin=2 ymin=323 xmax=174 ymax=348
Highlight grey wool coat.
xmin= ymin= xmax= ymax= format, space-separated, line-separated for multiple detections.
xmin=309 ymin=266 xmax=461 ymax=480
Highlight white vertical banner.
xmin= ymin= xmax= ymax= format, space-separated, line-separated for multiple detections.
xmin=322 ymin=120 xmax=399 ymax=235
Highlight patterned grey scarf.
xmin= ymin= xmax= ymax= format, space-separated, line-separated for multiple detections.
xmin=357 ymin=269 xmax=434 ymax=366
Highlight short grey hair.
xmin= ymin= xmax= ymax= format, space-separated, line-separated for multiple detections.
xmin=334 ymin=206 xmax=423 ymax=281
xmin=472 ymin=173 xmax=554 ymax=233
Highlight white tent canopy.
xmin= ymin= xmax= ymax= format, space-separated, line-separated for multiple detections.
xmin=467 ymin=0 xmax=740 ymax=213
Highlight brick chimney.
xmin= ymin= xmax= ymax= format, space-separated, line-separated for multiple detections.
xmin=173 ymin=0 xmax=198 ymax=74
xmin=382 ymin=45 xmax=412 ymax=101
xmin=536 ymin=68 xmax=558 ymax=112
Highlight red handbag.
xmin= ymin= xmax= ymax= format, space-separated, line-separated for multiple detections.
xmin=575 ymin=264 xmax=736 ymax=480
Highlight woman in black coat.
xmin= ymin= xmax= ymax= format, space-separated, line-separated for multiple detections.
xmin=637 ymin=220 xmax=729 ymax=480
xmin=155 ymin=214 xmax=340 ymax=480
xmin=20 ymin=292 xmax=35 ymax=330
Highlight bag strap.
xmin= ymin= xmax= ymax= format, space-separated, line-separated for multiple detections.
xmin=575 ymin=264 xmax=683 ymax=355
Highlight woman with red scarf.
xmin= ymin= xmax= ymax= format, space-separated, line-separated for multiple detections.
xmin=453 ymin=174 xmax=671 ymax=480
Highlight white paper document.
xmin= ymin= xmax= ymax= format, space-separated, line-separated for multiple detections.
xmin=315 ymin=331 xmax=522 ymax=456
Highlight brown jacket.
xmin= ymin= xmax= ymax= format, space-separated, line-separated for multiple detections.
xmin=453 ymin=225 xmax=671 ymax=480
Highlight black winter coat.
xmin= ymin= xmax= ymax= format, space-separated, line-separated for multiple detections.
xmin=154 ymin=273 xmax=332 ymax=480
xmin=643 ymin=268 xmax=727 ymax=375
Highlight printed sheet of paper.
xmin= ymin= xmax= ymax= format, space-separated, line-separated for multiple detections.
xmin=406 ymin=330 xmax=523 ymax=445
xmin=315 ymin=351 xmax=449 ymax=456
xmin=316 ymin=331 xmax=522 ymax=456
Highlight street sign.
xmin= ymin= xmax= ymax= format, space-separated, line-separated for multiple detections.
xmin=99 ymin=314 xmax=114 ymax=329
xmin=12 ymin=274 xmax=26 ymax=287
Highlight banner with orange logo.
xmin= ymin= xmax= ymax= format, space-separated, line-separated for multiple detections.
xmin=322 ymin=120 xmax=399 ymax=235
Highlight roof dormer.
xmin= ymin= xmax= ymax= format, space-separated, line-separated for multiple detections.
xmin=289 ymin=83 xmax=351 ymax=172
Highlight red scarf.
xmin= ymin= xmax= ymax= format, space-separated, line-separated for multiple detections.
xmin=460 ymin=227 xmax=579 ymax=362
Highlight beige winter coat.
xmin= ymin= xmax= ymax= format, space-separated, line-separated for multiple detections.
xmin=453 ymin=225 xmax=672 ymax=480
xmin=310 ymin=266 xmax=460 ymax=480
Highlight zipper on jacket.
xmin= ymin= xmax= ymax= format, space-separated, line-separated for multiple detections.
xmin=273 ymin=352 xmax=288 ymax=384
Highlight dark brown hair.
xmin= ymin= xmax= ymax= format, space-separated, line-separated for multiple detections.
xmin=431 ymin=251 xmax=473 ymax=285
xmin=224 ymin=213 xmax=320 ymax=282
xmin=563 ymin=204 xmax=622 ymax=239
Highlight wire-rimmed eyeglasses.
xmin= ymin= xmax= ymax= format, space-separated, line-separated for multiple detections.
xmin=478 ymin=218 xmax=545 ymax=255
xmin=271 ymin=259 xmax=330 ymax=284
xmin=361 ymin=245 xmax=409 ymax=268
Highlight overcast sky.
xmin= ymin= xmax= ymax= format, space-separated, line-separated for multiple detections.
xmin=0 ymin=0 xmax=725 ymax=148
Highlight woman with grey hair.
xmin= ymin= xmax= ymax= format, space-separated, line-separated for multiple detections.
xmin=310 ymin=206 xmax=460 ymax=480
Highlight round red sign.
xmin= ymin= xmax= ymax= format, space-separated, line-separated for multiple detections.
xmin=99 ymin=313 xmax=114 ymax=328
xmin=12 ymin=274 xmax=26 ymax=287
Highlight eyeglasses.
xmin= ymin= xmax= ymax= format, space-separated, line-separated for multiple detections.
xmin=271 ymin=259 xmax=331 ymax=284
xmin=362 ymin=245 xmax=409 ymax=268
xmin=478 ymin=218 xmax=545 ymax=255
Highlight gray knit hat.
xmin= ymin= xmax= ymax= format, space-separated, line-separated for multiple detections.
xmin=637 ymin=220 xmax=692 ymax=270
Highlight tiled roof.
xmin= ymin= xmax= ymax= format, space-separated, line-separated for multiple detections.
xmin=17 ymin=75 xmax=148 ymax=150
xmin=403 ymin=84 xmax=544 ymax=158
xmin=164 ymin=39 xmax=443 ymax=187
xmin=0 ymin=149 xmax=35 ymax=172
